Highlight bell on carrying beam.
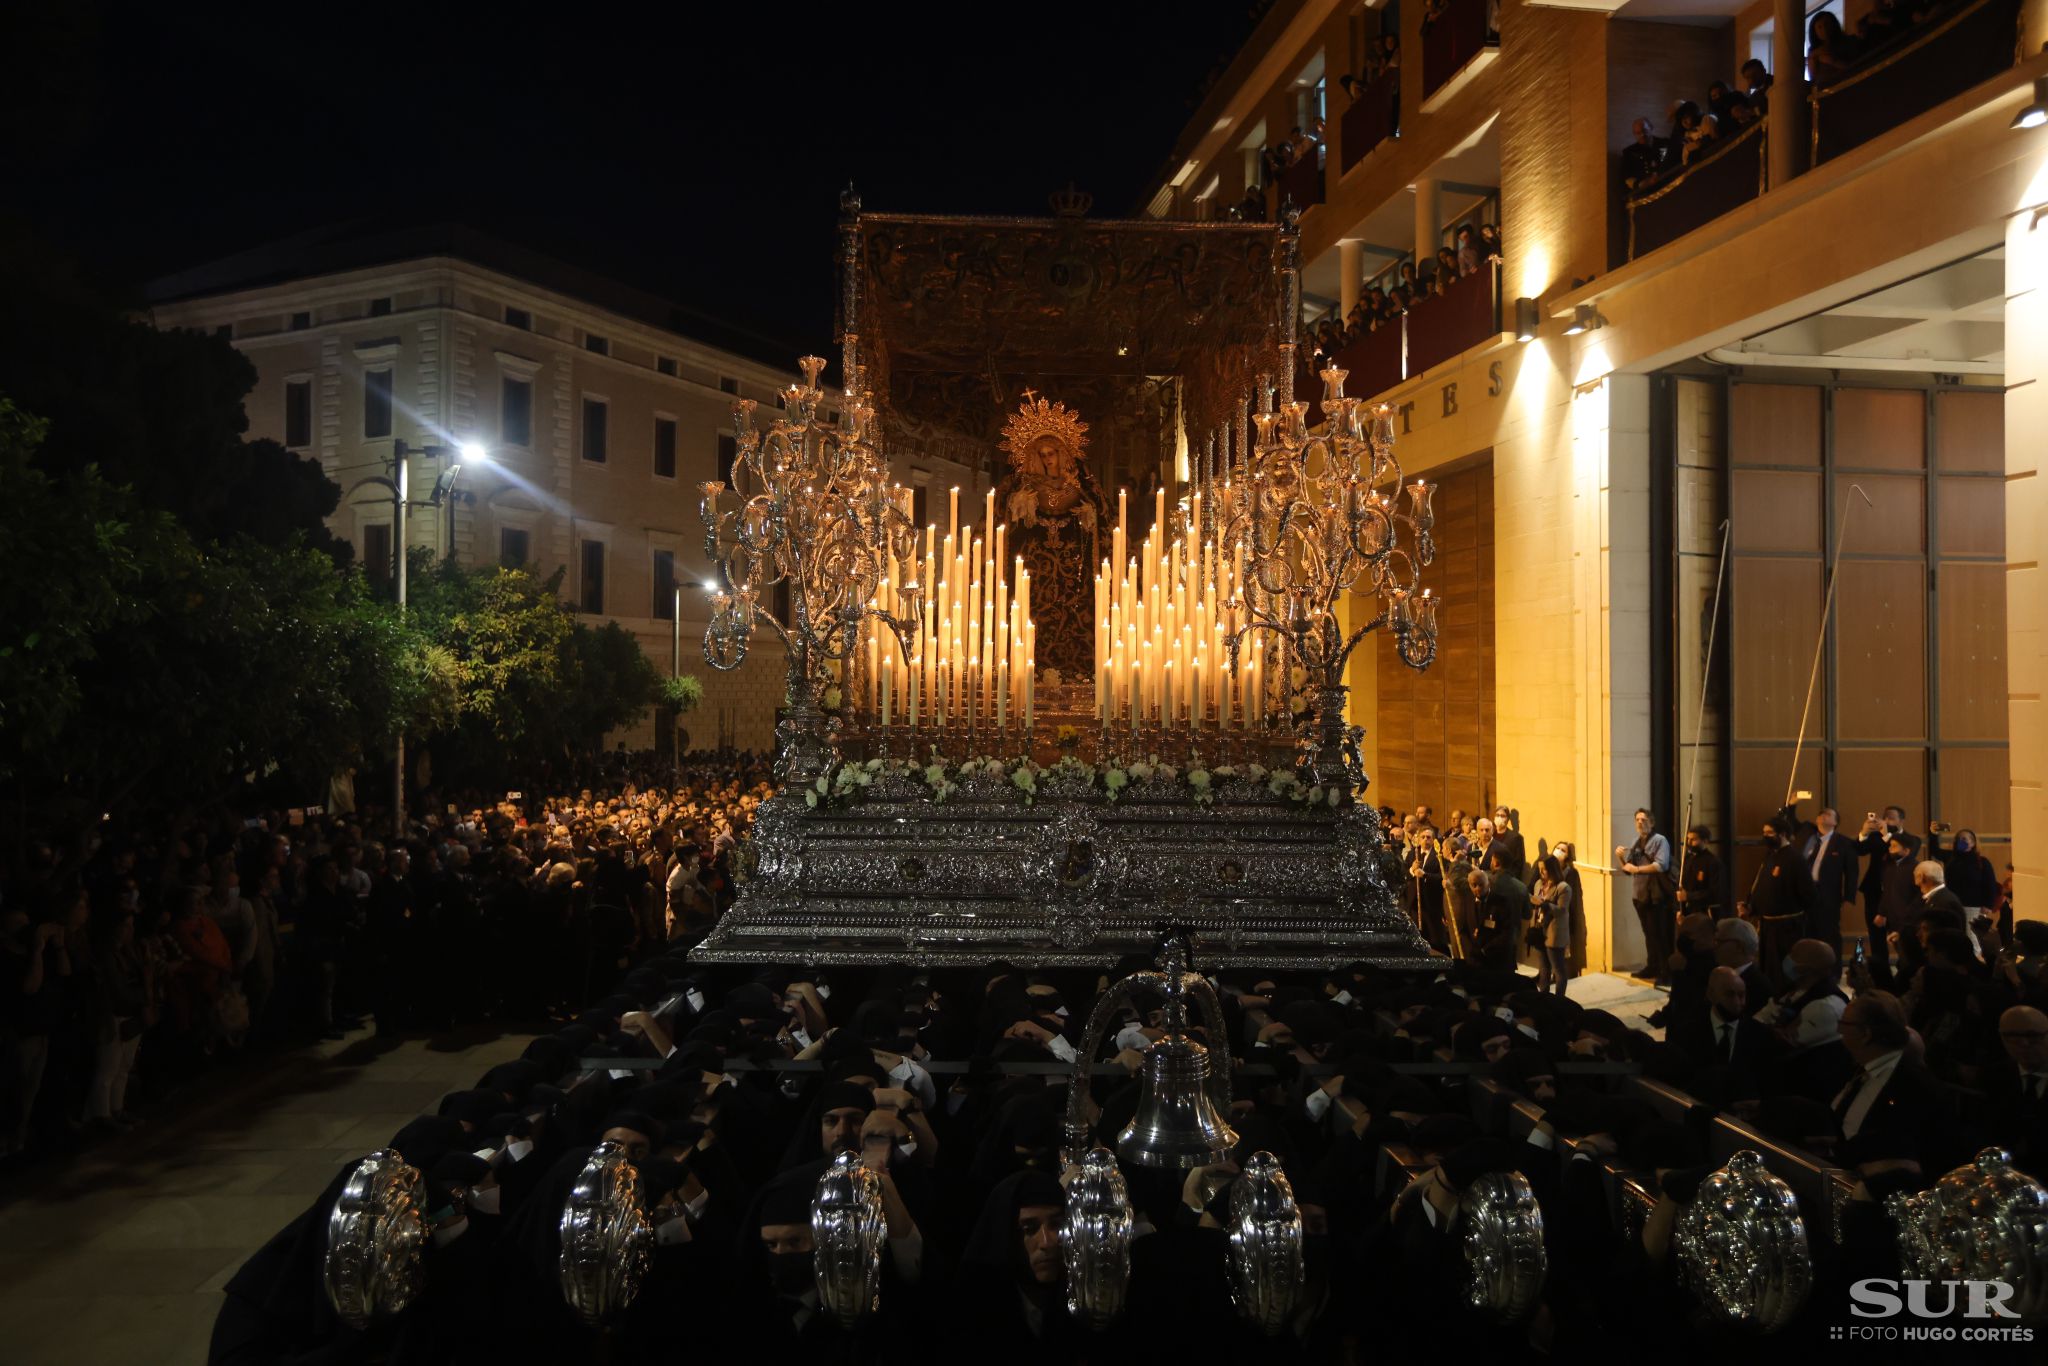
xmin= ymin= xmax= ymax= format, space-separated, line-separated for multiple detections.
xmin=1117 ymin=1030 xmax=1237 ymax=1169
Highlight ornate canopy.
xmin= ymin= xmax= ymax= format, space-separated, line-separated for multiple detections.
xmin=846 ymin=206 xmax=1289 ymax=484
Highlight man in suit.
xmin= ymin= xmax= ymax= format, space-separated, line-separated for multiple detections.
xmin=1832 ymin=990 xmax=1952 ymax=1172
xmin=1981 ymin=1006 xmax=2048 ymax=1177
xmin=1669 ymin=965 xmax=1779 ymax=1095
xmin=1911 ymin=860 xmax=1967 ymax=930
xmin=1799 ymin=807 xmax=1858 ymax=949
xmin=1857 ymin=805 xmax=1918 ymax=984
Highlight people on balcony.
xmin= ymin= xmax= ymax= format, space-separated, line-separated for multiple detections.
xmin=1806 ymin=12 xmax=1864 ymax=86
xmin=1337 ymin=34 xmax=1401 ymax=101
xmin=1618 ymin=62 xmax=1774 ymax=201
xmin=1676 ymin=101 xmax=1719 ymax=166
xmin=1621 ymin=117 xmax=1674 ymax=191
xmin=1740 ymin=58 xmax=1773 ymax=110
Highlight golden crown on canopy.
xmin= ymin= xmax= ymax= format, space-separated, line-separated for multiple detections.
xmin=1000 ymin=395 xmax=1090 ymax=469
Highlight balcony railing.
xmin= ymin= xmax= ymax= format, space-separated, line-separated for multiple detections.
xmin=1422 ymin=0 xmax=1500 ymax=106
xmin=1277 ymin=143 xmax=1327 ymax=212
xmin=1624 ymin=116 xmax=1769 ymax=261
xmin=1302 ymin=265 xmax=1501 ymax=415
xmin=1405 ymin=264 xmax=1500 ymax=376
xmin=1339 ymin=68 xmax=1401 ymax=172
xmin=1811 ymin=0 xmax=2022 ymax=164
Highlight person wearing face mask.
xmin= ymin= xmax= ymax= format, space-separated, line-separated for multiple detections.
xmin=1928 ymin=824 xmax=1999 ymax=926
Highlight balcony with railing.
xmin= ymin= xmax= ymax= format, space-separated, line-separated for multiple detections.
xmin=1811 ymin=0 xmax=2023 ymax=164
xmin=1421 ymin=0 xmax=1500 ymax=112
xmin=1302 ymin=263 xmax=1503 ymax=415
xmin=1339 ymin=67 xmax=1401 ymax=172
xmin=1624 ymin=116 xmax=1768 ymax=262
xmin=1277 ymin=141 xmax=1328 ymax=213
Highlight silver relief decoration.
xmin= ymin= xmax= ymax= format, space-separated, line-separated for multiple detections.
xmin=1063 ymin=1148 xmax=1134 ymax=1329
xmin=1462 ymin=1169 xmax=1547 ymax=1323
xmin=1673 ymin=1150 xmax=1812 ymax=1334
xmin=323 ymin=1149 xmax=427 ymax=1330
xmin=693 ymin=786 xmax=1434 ymax=969
xmin=1886 ymin=1147 xmax=2048 ymax=1322
xmin=558 ymin=1141 xmax=653 ymax=1327
xmin=1226 ymin=1151 xmax=1304 ymax=1335
xmin=812 ymin=1151 xmax=888 ymax=1328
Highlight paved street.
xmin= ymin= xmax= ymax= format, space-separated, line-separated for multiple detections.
xmin=0 ymin=1028 xmax=534 ymax=1366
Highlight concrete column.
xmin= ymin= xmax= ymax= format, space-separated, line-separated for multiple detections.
xmin=1769 ymin=0 xmax=1809 ymax=190
xmin=1414 ymin=176 xmax=1441 ymax=264
xmin=1339 ymin=239 xmax=1364 ymax=316
xmin=2007 ymin=213 xmax=2047 ymax=923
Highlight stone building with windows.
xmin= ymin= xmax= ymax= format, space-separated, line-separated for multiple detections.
xmin=1143 ymin=0 xmax=2044 ymax=964
xmin=146 ymin=225 xmax=983 ymax=753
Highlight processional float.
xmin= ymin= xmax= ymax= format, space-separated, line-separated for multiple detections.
xmin=688 ymin=193 xmax=1444 ymax=970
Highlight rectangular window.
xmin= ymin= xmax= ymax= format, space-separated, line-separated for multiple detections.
xmin=719 ymin=376 xmax=739 ymax=395
xmin=653 ymin=550 xmax=677 ymax=618
xmin=584 ymin=333 xmax=609 ymax=356
xmin=657 ymin=356 xmax=677 ymax=377
xmin=912 ymin=483 xmax=929 ymax=530
xmin=499 ymin=527 xmax=530 ymax=568
xmin=502 ymin=376 xmax=533 ymax=447
xmin=368 ymin=296 xmax=392 ymax=317
xmin=580 ymin=539 xmax=606 ymax=613
xmin=718 ymin=432 xmax=738 ymax=487
xmin=364 ymin=368 xmax=394 ymax=439
xmin=582 ymin=398 xmax=608 ymax=463
xmin=504 ymin=306 xmax=532 ymax=330
xmin=284 ymin=379 xmax=312 ymax=449
xmin=290 ymin=310 xmax=312 ymax=331
xmin=653 ymin=416 xmax=677 ymax=479
xmin=363 ymin=523 xmax=393 ymax=588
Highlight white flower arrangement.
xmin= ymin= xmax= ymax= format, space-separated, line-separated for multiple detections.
xmin=788 ymin=750 xmax=1351 ymax=812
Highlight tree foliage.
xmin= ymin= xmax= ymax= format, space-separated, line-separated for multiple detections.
xmin=0 ymin=228 xmax=350 ymax=562
xmin=405 ymin=557 xmax=662 ymax=781
xmin=0 ymin=397 xmax=423 ymax=826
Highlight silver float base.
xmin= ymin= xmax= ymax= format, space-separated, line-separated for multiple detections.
xmin=689 ymin=769 xmax=1439 ymax=969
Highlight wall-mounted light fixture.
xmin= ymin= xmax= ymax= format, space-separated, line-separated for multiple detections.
xmin=1563 ymin=303 xmax=1605 ymax=336
xmin=2014 ymin=76 xmax=2048 ymax=130
xmin=1514 ymin=297 xmax=1539 ymax=343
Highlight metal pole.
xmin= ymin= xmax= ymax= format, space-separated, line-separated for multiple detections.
xmin=1784 ymin=483 xmax=1872 ymax=807
xmin=672 ymin=585 xmax=683 ymax=772
xmin=1674 ymin=519 xmax=1731 ymax=908
xmin=393 ymin=440 xmax=409 ymax=842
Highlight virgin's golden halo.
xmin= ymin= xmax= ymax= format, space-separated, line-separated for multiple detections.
xmin=999 ymin=396 xmax=1089 ymax=463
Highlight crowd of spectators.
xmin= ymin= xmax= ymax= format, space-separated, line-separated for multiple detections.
xmin=1806 ymin=0 xmax=1975 ymax=87
xmin=1309 ymin=220 xmax=1502 ymax=365
xmin=1620 ymin=59 xmax=1774 ymax=197
xmin=0 ymin=751 xmax=771 ymax=1168
xmin=1335 ymin=34 xmax=1401 ymax=100
xmin=201 ymin=784 xmax=2043 ymax=1362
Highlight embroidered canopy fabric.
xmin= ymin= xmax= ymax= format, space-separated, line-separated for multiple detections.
xmin=851 ymin=211 xmax=1286 ymax=478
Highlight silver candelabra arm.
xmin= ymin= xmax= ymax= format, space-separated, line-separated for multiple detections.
xmin=1062 ymin=975 xmax=1148 ymax=1162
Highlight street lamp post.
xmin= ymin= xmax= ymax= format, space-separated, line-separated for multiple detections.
xmin=671 ymin=585 xmax=683 ymax=773
xmin=367 ymin=438 xmax=484 ymax=841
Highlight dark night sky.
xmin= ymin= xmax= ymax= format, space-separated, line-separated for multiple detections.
xmin=2 ymin=1 xmax=1267 ymax=357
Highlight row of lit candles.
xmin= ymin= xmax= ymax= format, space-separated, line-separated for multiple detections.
xmin=858 ymin=488 xmax=1034 ymax=730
